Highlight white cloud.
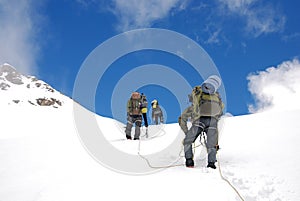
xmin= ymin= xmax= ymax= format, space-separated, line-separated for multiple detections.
xmin=111 ymin=0 xmax=184 ymax=32
xmin=0 ymin=0 xmax=42 ymax=74
xmin=217 ymin=0 xmax=286 ymax=37
xmin=247 ymin=59 xmax=300 ymax=113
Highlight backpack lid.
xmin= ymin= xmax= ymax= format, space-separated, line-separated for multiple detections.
xmin=131 ymin=92 xmax=140 ymax=100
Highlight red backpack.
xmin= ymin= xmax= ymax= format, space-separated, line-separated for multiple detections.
xmin=128 ymin=92 xmax=141 ymax=115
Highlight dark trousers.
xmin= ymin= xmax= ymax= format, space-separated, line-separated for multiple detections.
xmin=142 ymin=113 xmax=148 ymax=127
xmin=183 ymin=116 xmax=218 ymax=163
xmin=125 ymin=115 xmax=142 ymax=139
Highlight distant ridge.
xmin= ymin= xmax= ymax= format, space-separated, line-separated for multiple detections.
xmin=0 ymin=63 xmax=70 ymax=107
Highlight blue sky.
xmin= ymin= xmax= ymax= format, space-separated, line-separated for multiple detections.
xmin=1 ymin=0 xmax=300 ymax=123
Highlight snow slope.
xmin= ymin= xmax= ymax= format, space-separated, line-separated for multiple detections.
xmin=1 ymin=63 xmax=299 ymax=201
xmin=0 ymin=101 xmax=299 ymax=201
xmin=220 ymin=110 xmax=300 ymax=200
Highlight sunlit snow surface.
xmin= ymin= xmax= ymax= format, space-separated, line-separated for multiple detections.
xmin=0 ymin=102 xmax=299 ymax=201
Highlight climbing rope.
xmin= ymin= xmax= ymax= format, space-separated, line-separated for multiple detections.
xmin=138 ymin=128 xmax=245 ymax=201
xmin=217 ymin=153 xmax=245 ymax=201
xmin=137 ymin=127 xmax=184 ymax=168
xmin=137 ymin=141 xmax=185 ymax=169
xmin=137 ymin=130 xmax=206 ymax=169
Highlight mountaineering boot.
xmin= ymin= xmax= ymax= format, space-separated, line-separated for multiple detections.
xmin=207 ymin=162 xmax=216 ymax=169
xmin=185 ymin=158 xmax=194 ymax=168
xmin=126 ymin=135 xmax=132 ymax=140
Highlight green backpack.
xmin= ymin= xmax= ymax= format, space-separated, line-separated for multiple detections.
xmin=192 ymin=86 xmax=223 ymax=119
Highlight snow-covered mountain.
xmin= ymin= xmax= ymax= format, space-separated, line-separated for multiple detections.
xmin=0 ymin=63 xmax=68 ymax=107
xmin=0 ymin=64 xmax=299 ymax=201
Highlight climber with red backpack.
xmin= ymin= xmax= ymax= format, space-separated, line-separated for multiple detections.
xmin=125 ymin=92 xmax=143 ymax=140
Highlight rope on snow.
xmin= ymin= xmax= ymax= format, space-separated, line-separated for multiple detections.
xmin=217 ymin=153 xmax=245 ymax=201
xmin=137 ymin=128 xmax=245 ymax=201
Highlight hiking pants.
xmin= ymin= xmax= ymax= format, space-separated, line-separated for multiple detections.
xmin=153 ymin=114 xmax=163 ymax=125
xmin=183 ymin=116 xmax=218 ymax=163
xmin=125 ymin=115 xmax=142 ymax=139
